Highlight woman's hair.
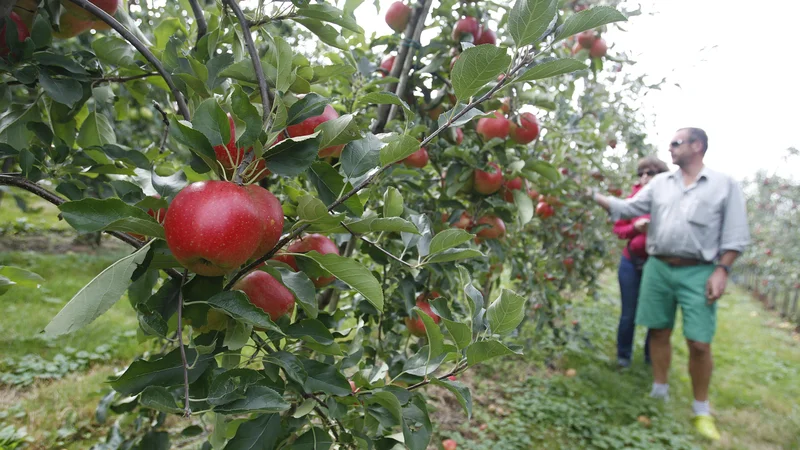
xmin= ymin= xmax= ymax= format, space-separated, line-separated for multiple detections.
xmin=637 ymin=155 xmax=669 ymax=174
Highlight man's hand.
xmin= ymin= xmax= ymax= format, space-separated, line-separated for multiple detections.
xmin=633 ymin=218 xmax=650 ymax=233
xmin=706 ymin=268 xmax=728 ymax=304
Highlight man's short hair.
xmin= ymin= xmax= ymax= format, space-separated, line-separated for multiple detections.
xmin=679 ymin=127 xmax=708 ymax=153
xmin=637 ymin=155 xmax=669 ymax=174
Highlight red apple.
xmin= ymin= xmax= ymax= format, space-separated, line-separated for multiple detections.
xmin=233 ymin=270 xmax=295 ymax=321
xmin=564 ymin=257 xmax=575 ymax=273
xmin=451 ymin=16 xmax=480 ymax=42
xmin=385 ymin=1 xmax=411 ymax=33
xmin=590 ymin=38 xmax=607 ymax=58
xmin=214 ymin=114 xmax=243 ymax=176
xmin=129 ymin=195 xmax=167 ymax=241
xmin=442 ymin=211 xmax=472 ymax=230
xmin=608 ymin=138 xmax=617 ymax=149
xmin=577 ymin=30 xmax=596 ymax=49
xmin=442 ymin=439 xmax=458 ymax=450
xmin=163 ymin=181 xmax=265 ymax=276
xmin=571 ymin=42 xmax=584 ymax=55
xmin=475 ymin=27 xmax=496 ymax=45
xmin=445 ymin=128 xmax=464 ymax=145
xmin=379 ymin=55 xmax=395 ymax=75
xmin=0 ymin=12 xmax=29 ymax=56
xmin=244 ymin=185 xmax=284 ymax=261
xmin=273 ymin=234 xmax=340 ymax=288
xmin=474 ymin=215 xmax=505 ymax=241
xmin=403 ymin=147 xmax=429 ymax=168
xmin=473 ymin=162 xmax=503 ymax=195
xmin=476 ymin=111 xmax=510 ymax=141
xmin=61 ymin=0 xmax=118 ymax=20
xmin=286 ymin=104 xmax=344 ymax=158
xmin=509 ymin=112 xmax=539 ymax=144
xmin=501 ymin=177 xmax=525 ymax=202
xmin=405 ymin=293 xmax=441 ymax=337
xmin=535 ymin=201 xmax=554 ymax=219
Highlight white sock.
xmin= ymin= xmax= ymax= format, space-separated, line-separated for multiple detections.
xmin=650 ymin=382 xmax=669 ymax=399
xmin=692 ymin=400 xmax=711 ymax=416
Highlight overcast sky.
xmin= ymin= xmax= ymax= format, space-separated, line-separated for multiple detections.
xmin=355 ymin=0 xmax=800 ymax=181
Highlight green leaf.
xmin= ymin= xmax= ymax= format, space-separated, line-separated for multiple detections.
xmin=427 ymin=248 xmax=484 ymax=264
xmin=140 ymin=386 xmax=182 ymax=414
xmin=515 ymin=58 xmax=587 ymax=83
xmin=266 ymin=35 xmax=293 ymax=93
xmin=287 ymin=93 xmax=328 ymax=126
xmin=302 ymin=359 xmax=352 ymax=396
xmin=340 ymin=133 xmax=382 ymax=179
xmin=487 ymin=288 xmax=527 ymax=335
xmin=92 ymin=36 xmax=137 ymax=68
xmin=316 ymin=113 xmax=361 ymax=150
xmin=529 ymin=160 xmax=560 ymax=182
xmin=465 ymin=340 xmax=522 ymax=367
xmin=416 ymin=307 xmax=445 ymax=361
xmin=43 ymin=244 xmax=151 ymax=337
xmin=309 ymin=161 xmax=363 ymax=216
xmin=263 ymin=351 xmax=308 ymax=386
xmin=366 ymin=391 xmax=403 ymax=423
xmin=356 ymin=92 xmax=412 ymax=118
xmin=0 ymin=266 xmax=44 ymax=288
xmin=402 ymin=394 xmax=433 ymax=450
xmin=429 ymin=229 xmax=474 ymax=255
xmin=266 ymin=267 xmax=318 ymax=319
xmin=109 ymin=343 xmax=217 ymax=395
xmin=262 ymin=135 xmax=320 ymax=177
xmin=231 ymin=86 xmax=261 ymax=148
xmin=513 ymin=189 xmax=534 ymax=225
xmin=441 ymin=318 xmax=471 ymax=350
xmin=39 ymin=72 xmax=82 ymax=108
xmin=203 ymin=291 xmax=283 ymax=334
xmin=287 ymin=319 xmax=335 ymax=345
xmin=311 ymin=64 xmax=356 ymax=83
xmin=451 ymin=46 xmax=511 ymax=101
xmin=59 ymin=197 xmax=165 ymax=238
xmin=345 ymin=217 xmax=418 ymax=234
xmin=383 ymin=187 xmax=403 ymax=218
xmin=437 ymin=103 xmax=494 ymax=128
xmin=216 ymin=385 xmax=290 ymax=414
xmin=169 ymin=119 xmax=218 ymax=171
xmin=192 ymin=99 xmax=230 ymax=147
xmin=295 ymin=195 xmax=345 ymax=230
xmin=77 ymin=112 xmax=116 ymax=148
xmin=218 ymin=59 xmax=278 ymax=86
xmin=224 ymin=414 xmax=281 ymax=450
xmin=295 ymin=18 xmax=348 ymax=50
xmin=553 ymin=6 xmax=628 ymax=43
xmin=379 ymin=134 xmax=419 ymax=166
xmin=293 ymin=427 xmax=334 ymax=450
xmin=507 ymin=0 xmax=559 ymax=47
xmin=299 ymin=252 xmax=384 ymax=311
xmin=430 ymin=378 xmax=473 ymax=419
xmin=297 ymin=3 xmax=363 ymax=33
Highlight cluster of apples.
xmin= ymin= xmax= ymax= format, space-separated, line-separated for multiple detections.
xmin=571 ymin=29 xmax=607 ymax=58
xmin=476 ymin=102 xmax=540 ymax=145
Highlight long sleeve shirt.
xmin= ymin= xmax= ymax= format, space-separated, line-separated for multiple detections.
xmin=607 ymin=167 xmax=751 ymax=262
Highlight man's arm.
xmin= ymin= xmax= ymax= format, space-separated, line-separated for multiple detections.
xmin=707 ymin=180 xmax=750 ymax=303
xmin=706 ymin=250 xmax=739 ymax=303
xmin=592 ymin=182 xmax=654 ymax=221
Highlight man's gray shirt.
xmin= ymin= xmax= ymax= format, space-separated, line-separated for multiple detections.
xmin=607 ymin=167 xmax=750 ymax=262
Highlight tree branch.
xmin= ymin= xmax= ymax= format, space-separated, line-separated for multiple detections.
xmin=177 ymin=268 xmax=191 ymax=417
xmin=153 ymin=101 xmax=170 ymax=152
xmin=91 ymin=72 xmax=160 ymax=86
xmin=340 ymin=222 xmax=414 ymax=268
xmin=65 ymin=0 xmax=190 ymax=121
xmin=224 ymin=0 xmax=272 ymax=129
xmin=0 ymin=174 xmax=182 ymax=280
xmin=187 ymin=0 xmax=208 ymax=49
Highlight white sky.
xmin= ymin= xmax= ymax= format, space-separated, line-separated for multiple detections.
xmin=354 ymin=0 xmax=800 ymax=181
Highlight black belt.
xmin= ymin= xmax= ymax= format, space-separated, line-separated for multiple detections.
xmin=655 ymin=255 xmax=712 ymax=267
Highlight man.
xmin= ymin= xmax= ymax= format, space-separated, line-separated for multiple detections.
xmin=592 ymin=127 xmax=750 ymax=441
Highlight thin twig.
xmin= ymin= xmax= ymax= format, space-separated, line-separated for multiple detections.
xmin=65 ymin=0 xmax=190 ymax=120
xmin=340 ymin=222 xmax=414 ymax=268
xmin=91 ymin=72 xmax=160 ymax=86
xmin=187 ymin=0 xmax=207 ymax=49
xmin=225 ymin=0 xmax=272 ymax=129
xmin=153 ymin=101 xmax=170 ymax=152
xmin=177 ymin=269 xmax=191 ymax=417
xmin=0 ymin=174 xmax=183 ymax=280
xmin=247 ymin=12 xmax=297 ymax=27
xmin=312 ymin=406 xmax=340 ymax=441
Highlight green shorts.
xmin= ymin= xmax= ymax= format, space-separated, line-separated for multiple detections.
xmin=635 ymin=257 xmax=717 ymax=343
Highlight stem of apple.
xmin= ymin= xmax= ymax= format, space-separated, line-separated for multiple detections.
xmin=225 ymin=0 xmax=272 ymax=130
xmin=65 ymin=0 xmax=190 ymax=121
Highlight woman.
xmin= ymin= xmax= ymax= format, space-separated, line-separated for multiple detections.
xmin=613 ymin=155 xmax=669 ymax=368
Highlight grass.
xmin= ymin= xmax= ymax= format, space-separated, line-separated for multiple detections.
xmin=432 ymin=275 xmax=800 ymax=450
xmin=0 ymin=189 xmax=70 ymax=234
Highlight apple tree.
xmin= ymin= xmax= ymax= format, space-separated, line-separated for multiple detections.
xmin=0 ymin=0 xmax=645 ymax=447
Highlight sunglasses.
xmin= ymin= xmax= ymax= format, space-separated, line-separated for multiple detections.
xmin=637 ymin=170 xmax=657 ymax=177
xmin=669 ymin=138 xmax=695 ymax=148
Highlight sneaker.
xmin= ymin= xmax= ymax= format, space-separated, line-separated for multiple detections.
xmin=692 ymin=415 xmax=721 ymax=441
xmin=617 ymin=358 xmax=631 ymax=368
